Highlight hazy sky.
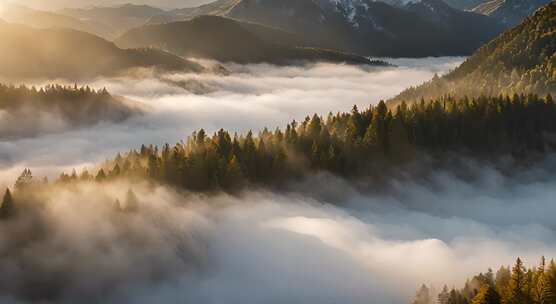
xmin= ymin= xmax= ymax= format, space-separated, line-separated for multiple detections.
xmin=3 ymin=0 xmax=214 ymax=10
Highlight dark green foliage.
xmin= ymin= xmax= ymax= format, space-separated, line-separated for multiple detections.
xmin=471 ymin=286 xmax=500 ymax=304
xmin=0 ymin=84 xmax=138 ymax=139
xmin=391 ymin=2 xmax=556 ymax=105
xmin=57 ymin=94 xmax=556 ymax=193
xmin=0 ymin=189 xmax=15 ymax=219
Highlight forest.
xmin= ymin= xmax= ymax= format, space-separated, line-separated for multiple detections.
xmin=412 ymin=257 xmax=556 ymax=304
xmin=0 ymin=83 xmax=139 ymax=139
xmin=391 ymin=2 xmax=556 ymax=105
xmin=2 ymin=93 xmax=552 ymax=195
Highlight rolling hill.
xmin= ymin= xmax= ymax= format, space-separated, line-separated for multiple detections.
xmin=0 ymin=21 xmax=204 ymax=80
xmin=115 ymin=15 xmax=386 ymax=65
xmin=0 ymin=4 xmax=114 ymax=39
xmin=389 ymin=1 xmax=556 ymax=105
xmin=58 ymin=3 xmax=171 ymax=37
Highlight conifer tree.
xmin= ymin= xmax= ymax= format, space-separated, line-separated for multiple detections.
xmin=0 ymin=189 xmax=15 ymax=219
xmin=439 ymin=285 xmax=450 ymax=304
xmin=506 ymin=258 xmax=528 ymax=304
xmin=124 ymin=189 xmax=139 ymax=212
xmin=471 ymin=285 xmax=501 ymax=304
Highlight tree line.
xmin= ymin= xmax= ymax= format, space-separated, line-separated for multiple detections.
xmin=412 ymin=256 xmax=556 ymax=304
xmin=46 ymin=93 xmax=556 ymax=193
xmin=3 ymin=93 xmax=556 ymax=215
xmin=391 ymin=2 xmax=556 ymax=105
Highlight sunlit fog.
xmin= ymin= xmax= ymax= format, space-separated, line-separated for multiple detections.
xmin=1 ymin=0 xmax=555 ymax=303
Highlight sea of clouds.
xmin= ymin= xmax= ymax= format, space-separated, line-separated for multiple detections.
xmin=5 ymin=57 xmax=552 ymax=304
xmin=0 ymin=58 xmax=463 ymax=184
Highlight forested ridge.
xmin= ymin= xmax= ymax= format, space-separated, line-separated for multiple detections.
xmin=412 ymin=256 xmax=556 ymax=304
xmin=6 ymin=93 xmax=553 ymax=194
xmin=0 ymin=84 xmax=140 ymax=139
xmin=390 ymin=1 xmax=556 ymax=106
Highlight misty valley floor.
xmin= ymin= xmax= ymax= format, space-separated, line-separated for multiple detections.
xmin=5 ymin=57 xmax=555 ymax=303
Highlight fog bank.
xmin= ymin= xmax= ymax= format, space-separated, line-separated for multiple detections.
xmin=0 ymin=58 xmax=463 ymax=184
xmin=2 ymin=156 xmax=556 ymax=303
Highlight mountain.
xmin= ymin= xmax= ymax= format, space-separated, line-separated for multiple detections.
xmin=115 ymin=15 xmax=385 ymax=65
xmin=381 ymin=0 xmax=484 ymax=10
xmin=58 ymin=4 xmax=170 ymax=37
xmin=0 ymin=4 xmax=114 ymax=39
xmin=471 ymin=0 xmax=551 ymax=28
xmin=149 ymin=0 xmax=504 ymax=57
xmin=403 ymin=0 xmax=504 ymax=54
xmin=389 ymin=1 xmax=556 ymax=105
xmin=0 ymin=21 xmax=203 ymax=80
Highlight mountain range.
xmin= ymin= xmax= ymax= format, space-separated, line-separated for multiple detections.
xmin=390 ymin=1 xmax=556 ymax=105
xmin=58 ymin=3 xmax=168 ymax=37
xmin=115 ymin=15 xmax=384 ymax=64
xmin=147 ymin=0 xmax=505 ymax=57
xmin=0 ymin=21 xmax=204 ymax=80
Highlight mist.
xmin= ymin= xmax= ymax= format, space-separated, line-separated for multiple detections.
xmin=0 ymin=58 xmax=463 ymax=184
xmin=2 ymin=155 xmax=556 ymax=303
xmin=8 ymin=57 xmax=545 ymax=303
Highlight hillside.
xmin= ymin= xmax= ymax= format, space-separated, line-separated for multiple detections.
xmin=115 ymin=15 xmax=384 ymax=65
xmin=147 ymin=0 xmax=504 ymax=57
xmin=390 ymin=1 xmax=556 ymax=105
xmin=0 ymin=22 xmax=203 ymax=80
xmin=0 ymin=84 xmax=141 ymax=139
xmin=58 ymin=4 xmax=170 ymax=37
xmin=0 ymin=4 xmax=114 ymax=39
xmin=471 ymin=0 xmax=551 ymax=28
xmin=403 ymin=0 xmax=504 ymax=54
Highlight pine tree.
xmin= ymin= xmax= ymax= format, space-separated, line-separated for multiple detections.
xmin=439 ymin=285 xmax=450 ymax=304
xmin=95 ymin=169 xmax=106 ymax=182
xmin=471 ymin=285 xmax=501 ymax=304
xmin=0 ymin=189 xmax=15 ymax=219
xmin=412 ymin=284 xmax=432 ymax=304
xmin=506 ymin=258 xmax=528 ymax=304
xmin=124 ymin=189 xmax=139 ymax=212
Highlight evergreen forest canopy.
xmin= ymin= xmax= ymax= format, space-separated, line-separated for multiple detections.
xmin=390 ymin=1 xmax=556 ymax=106
xmin=412 ymin=256 xmax=556 ymax=304
xmin=0 ymin=84 xmax=140 ymax=139
xmin=18 ymin=93 xmax=555 ymax=193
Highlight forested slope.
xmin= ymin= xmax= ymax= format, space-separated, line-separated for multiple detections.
xmin=43 ymin=93 xmax=556 ymax=192
xmin=390 ymin=2 xmax=556 ymax=106
xmin=0 ymin=84 xmax=141 ymax=139
xmin=412 ymin=256 xmax=556 ymax=304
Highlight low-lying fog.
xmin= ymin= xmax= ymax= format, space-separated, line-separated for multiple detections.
xmin=0 ymin=58 xmax=463 ymax=183
xmin=6 ymin=57 xmax=550 ymax=303
xmin=3 ymin=158 xmax=556 ymax=304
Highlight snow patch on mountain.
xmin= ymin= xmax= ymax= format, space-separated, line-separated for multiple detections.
xmin=321 ymin=0 xmax=376 ymax=28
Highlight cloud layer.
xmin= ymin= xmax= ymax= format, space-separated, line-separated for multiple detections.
xmin=0 ymin=58 xmax=463 ymax=185
xmin=4 ymin=57 xmax=541 ymax=304
xmin=2 ymin=157 xmax=556 ymax=303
